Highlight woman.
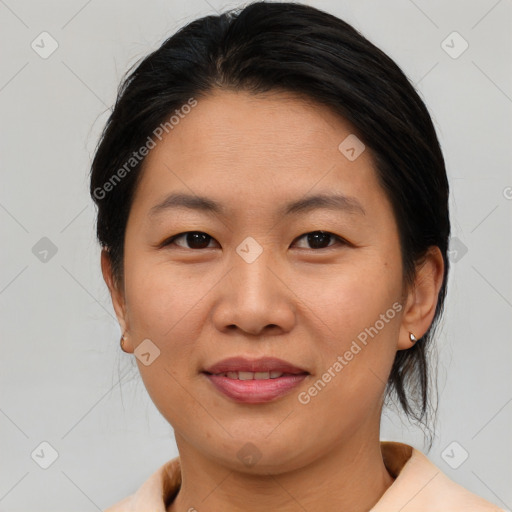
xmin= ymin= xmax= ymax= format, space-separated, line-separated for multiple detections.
xmin=90 ymin=2 xmax=502 ymax=510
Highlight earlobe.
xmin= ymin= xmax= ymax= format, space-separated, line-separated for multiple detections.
xmin=397 ymin=246 xmax=445 ymax=351
xmin=101 ymin=249 xmax=131 ymax=350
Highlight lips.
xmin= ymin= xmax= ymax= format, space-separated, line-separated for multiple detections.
xmin=202 ymin=357 xmax=309 ymax=403
xmin=203 ymin=356 xmax=308 ymax=375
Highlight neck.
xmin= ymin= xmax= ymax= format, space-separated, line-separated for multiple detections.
xmin=167 ymin=431 xmax=394 ymax=512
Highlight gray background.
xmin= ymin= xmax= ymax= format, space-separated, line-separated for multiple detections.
xmin=1 ymin=0 xmax=511 ymax=510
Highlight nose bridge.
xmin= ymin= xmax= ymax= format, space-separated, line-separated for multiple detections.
xmin=231 ymin=240 xmax=278 ymax=307
xmin=212 ymin=239 xmax=295 ymax=334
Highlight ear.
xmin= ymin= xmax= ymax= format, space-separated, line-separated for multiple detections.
xmin=101 ymin=249 xmax=133 ymax=352
xmin=397 ymin=246 xmax=445 ymax=350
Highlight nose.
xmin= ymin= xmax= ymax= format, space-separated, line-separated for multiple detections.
xmin=211 ymin=248 xmax=296 ymax=337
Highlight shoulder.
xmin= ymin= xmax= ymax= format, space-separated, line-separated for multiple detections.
xmin=104 ymin=456 xmax=181 ymax=512
xmin=373 ymin=442 xmax=504 ymax=512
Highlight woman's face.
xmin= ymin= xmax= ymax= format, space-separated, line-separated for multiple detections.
xmin=108 ymin=89 xmax=418 ymax=472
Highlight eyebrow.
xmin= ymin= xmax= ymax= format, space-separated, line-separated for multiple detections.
xmin=148 ymin=192 xmax=366 ymax=218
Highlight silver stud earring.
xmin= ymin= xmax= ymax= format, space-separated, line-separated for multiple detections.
xmin=409 ymin=332 xmax=418 ymax=343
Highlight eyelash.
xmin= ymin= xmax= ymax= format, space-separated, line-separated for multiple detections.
xmin=160 ymin=230 xmax=349 ymax=251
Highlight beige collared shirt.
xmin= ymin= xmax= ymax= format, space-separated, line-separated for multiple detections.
xmin=105 ymin=441 xmax=504 ymax=511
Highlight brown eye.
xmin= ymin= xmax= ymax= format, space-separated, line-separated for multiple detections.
xmin=161 ymin=230 xmax=346 ymax=251
xmin=293 ymin=231 xmax=345 ymax=250
xmin=164 ymin=231 xmax=218 ymax=249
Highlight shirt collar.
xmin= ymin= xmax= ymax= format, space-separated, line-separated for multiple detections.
xmin=119 ymin=441 xmax=500 ymax=511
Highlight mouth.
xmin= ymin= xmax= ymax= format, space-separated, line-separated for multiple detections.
xmin=204 ymin=370 xmax=302 ymax=380
xmin=203 ymin=356 xmax=308 ymax=375
xmin=202 ymin=357 xmax=309 ymax=403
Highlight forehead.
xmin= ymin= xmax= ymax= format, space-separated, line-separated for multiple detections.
xmin=131 ymin=89 xmax=388 ymax=221
xmin=152 ymin=89 xmax=362 ymax=170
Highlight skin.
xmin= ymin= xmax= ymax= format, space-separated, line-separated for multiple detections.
xmin=102 ymin=89 xmax=444 ymax=512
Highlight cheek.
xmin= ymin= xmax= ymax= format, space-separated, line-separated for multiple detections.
xmin=294 ymin=258 xmax=402 ymax=393
xmin=123 ymin=261 xmax=205 ymax=422
xmin=123 ymin=257 xmax=215 ymax=407
xmin=292 ymin=255 xmax=401 ymax=334
xmin=124 ymin=255 xmax=207 ymax=339
xmin=298 ymin=288 xmax=400 ymax=433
